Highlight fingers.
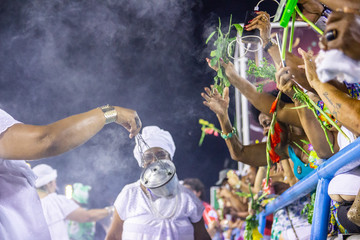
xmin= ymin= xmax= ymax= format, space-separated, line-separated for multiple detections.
xmin=125 ymin=114 xmax=141 ymax=138
xmin=276 ymin=67 xmax=291 ymax=85
xmin=245 ymin=18 xmax=268 ymax=31
xmin=298 ymin=48 xmax=312 ymax=62
xmin=201 ymin=92 xmax=210 ymax=102
xmin=201 ymin=87 xmax=214 ymax=104
xmin=206 ymin=58 xmax=219 ymax=71
xmin=245 ymin=12 xmax=270 ymax=31
xmin=219 ymin=58 xmax=228 ymax=69
xmin=256 ymin=11 xmax=270 ymax=19
xmin=206 ymin=58 xmax=211 ymax=67
xmin=298 ymin=47 xmax=317 ymax=72
xmin=275 ymin=67 xmax=291 ymax=80
xmin=223 ymin=86 xmax=229 ymax=99
xmin=204 ymin=87 xmax=212 ymax=96
xmin=202 ymin=100 xmax=211 ymax=108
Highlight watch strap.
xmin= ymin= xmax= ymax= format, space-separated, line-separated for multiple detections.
xmin=264 ymin=39 xmax=276 ymax=53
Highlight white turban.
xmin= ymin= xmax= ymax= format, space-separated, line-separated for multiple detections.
xmin=32 ymin=164 xmax=57 ymax=188
xmin=133 ymin=126 xmax=176 ymax=167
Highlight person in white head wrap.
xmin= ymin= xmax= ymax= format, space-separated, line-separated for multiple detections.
xmin=33 ymin=164 xmax=115 ymax=240
xmin=133 ymin=125 xmax=176 ymax=167
xmin=107 ymin=126 xmax=211 ymax=240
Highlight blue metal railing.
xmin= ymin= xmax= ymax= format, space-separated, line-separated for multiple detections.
xmin=258 ymin=137 xmax=360 ymax=239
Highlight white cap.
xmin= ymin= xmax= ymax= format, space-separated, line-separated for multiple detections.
xmin=133 ymin=126 xmax=176 ymax=167
xmin=32 ymin=164 xmax=57 ymax=188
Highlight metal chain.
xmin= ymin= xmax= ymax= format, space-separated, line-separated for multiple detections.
xmin=135 ymin=134 xmax=166 ymax=168
xmin=145 ymin=188 xmax=179 ymax=220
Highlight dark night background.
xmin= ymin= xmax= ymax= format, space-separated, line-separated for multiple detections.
xmin=0 ymin=0 xmax=301 ymax=207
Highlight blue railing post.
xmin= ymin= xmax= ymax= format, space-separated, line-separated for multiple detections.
xmin=257 ymin=138 xmax=360 ymax=238
xmin=311 ymin=178 xmax=331 ymax=239
xmin=258 ymin=213 xmax=266 ymax=235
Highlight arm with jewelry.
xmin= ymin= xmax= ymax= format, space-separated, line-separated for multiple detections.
xmin=0 ymin=105 xmax=141 ymax=160
xmin=206 ymin=57 xmax=303 ymax=128
xmin=201 ymin=86 xmax=289 ymax=167
xmin=299 ymin=47 xmax=360 ymax=136
xmin=245 ymin=10 xmax=314 ymax=92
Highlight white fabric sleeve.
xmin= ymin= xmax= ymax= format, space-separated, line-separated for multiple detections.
xmin=181 ymin=186 xmax=205 ymax=223
xmin=0 ymin=109 xmax=21 ymax=134
xmin=55 ymin=195 xmax=80 ymax=218
xmin=114 ymin=184 xmax=132 ymax=221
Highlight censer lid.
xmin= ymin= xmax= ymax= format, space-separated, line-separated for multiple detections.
xmin=140 ymin=160 xmax=176 ymax=189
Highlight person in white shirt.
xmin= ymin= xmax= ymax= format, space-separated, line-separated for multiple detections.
xmin=0 ymin=105 xmax=141 ymax=240
xmin=33 ymin=164 xmax=115 ymax=240
xmin=106 ymin=126 xmax=211 ymax=240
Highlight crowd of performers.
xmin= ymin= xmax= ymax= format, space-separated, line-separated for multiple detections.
xmin=0 ymin=0 xmax=360 ymax=239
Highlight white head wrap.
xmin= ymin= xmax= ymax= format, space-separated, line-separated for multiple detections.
xmin=32 ymin=164 xmax=57 ymax=188
xmin=316 ymin=49 xmax=360 ymax=83
xmin=133 ymin=126 xmax=176 ymax=167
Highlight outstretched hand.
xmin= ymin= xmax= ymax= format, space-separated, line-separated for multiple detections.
xmin=275 ymin=67 xmax=297 ymax=98
xmin=227 ymin=170 xmax=241 ymax=189
xmin=206 ymin=58 xmax=238 ymax=80
xmin=244 ymin=11 xmax=271 ymax=43
xmin=201 ymin=86 xmax=230 ymax=117
xmin=114 ymin=107 xmax=142 ymax=138
xmin=298 ymin=48 xmax=320 ymax=88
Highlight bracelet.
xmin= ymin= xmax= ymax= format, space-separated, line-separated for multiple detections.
xmin=100 ymin=104 xmax=117 ymax=124
xmin=221 ymin=127 xmax=237 ymax=140
xmin=263 ymin=38 xmax=277 ymax=53
xmin=105 ymin=206 xmax=115 ymax=215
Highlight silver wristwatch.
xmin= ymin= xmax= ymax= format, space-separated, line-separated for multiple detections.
xmin=100 ymin=104 xmax=117 ymax=124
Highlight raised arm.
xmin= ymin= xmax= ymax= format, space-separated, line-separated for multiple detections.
xmin=207 ymin=58 xmax=302 ymax=128
xmin=0 ymin=106 xmax=141 ymax=160
xmin=201 ymin=86 xmax=268 ymax=166
xmin=245 ymin=11 xmax=314 ymax=92
xmin=299 ymin=48 xmax=360 ymax=135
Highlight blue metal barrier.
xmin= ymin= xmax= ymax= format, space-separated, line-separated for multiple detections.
xmin=258 ymin=137 xmax=360 ymax=239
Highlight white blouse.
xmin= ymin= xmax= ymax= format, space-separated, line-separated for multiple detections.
xmin=114 ymin=180 xmax=204 ymax=240
xmin=40 ymin=193 xmax=79 ymax=240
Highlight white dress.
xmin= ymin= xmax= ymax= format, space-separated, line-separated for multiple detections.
xmin=0 ymin=109 xmax=51 ymax=240
xmin=114 ymin=180 xmax=204 ymax=240
xmin=40 ymin=193 xmax=79 ymax=240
